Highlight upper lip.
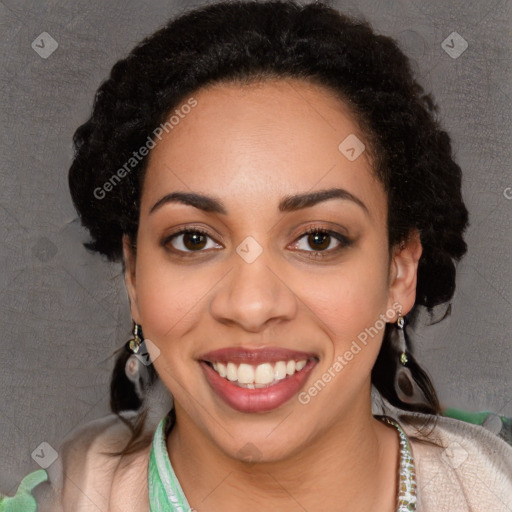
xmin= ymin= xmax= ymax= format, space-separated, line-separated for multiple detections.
xmin=199 ymin=347 xmax=318 ymax=365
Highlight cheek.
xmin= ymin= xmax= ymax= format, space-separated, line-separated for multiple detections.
xmin=304 ymin=247 xmax=390 ymax=359
xmin=133 ymin=243 xmax=236 ymax=372
xmin=132 ymin=246 xmax=205 ymax=347
xmin=133 ymin=254 xmax=208 ymax=393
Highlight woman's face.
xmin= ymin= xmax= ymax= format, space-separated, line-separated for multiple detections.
xmin=124 ymin=78 xmax=421 ymax=461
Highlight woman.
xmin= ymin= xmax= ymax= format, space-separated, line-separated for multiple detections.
xmin=2 ymin=0 xmax=511 ymax=510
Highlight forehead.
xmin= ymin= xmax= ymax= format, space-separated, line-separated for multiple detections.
xmin=141 ymin=78 xmax=385 ymax=218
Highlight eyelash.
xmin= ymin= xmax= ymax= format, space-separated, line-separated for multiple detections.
xmin=161 ymin=225 xmax=352 ymax=259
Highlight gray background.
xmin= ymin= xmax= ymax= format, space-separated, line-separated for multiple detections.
xmin=1 ymin=0 xmax=511 ymax=494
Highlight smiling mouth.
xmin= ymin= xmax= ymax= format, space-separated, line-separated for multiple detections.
xmin=203 ymin=358 xmax=315 ymax=389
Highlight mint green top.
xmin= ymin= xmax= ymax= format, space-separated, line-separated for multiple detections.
xmin=148 ymin=413 xmax=193 ymax=511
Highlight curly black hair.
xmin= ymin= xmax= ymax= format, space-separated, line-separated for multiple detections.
xmin=68 ymin=0 xmax=469 ymax=457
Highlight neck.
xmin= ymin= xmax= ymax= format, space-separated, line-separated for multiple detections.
xmin=166 ymin=394 xmax=399 ymax=512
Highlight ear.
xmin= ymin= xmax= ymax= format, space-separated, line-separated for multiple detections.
xmin=122 ymin=234 xmax=141 ymax=323
xmin=387 ymin=229 xmax=422 ymax=318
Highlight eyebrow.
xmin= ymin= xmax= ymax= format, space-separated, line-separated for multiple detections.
xmin=149 ymin=187 xmax=369 ymax=216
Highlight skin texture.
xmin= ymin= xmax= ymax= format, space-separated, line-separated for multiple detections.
xmin=123 ymin=78 xmax=422 ymax=511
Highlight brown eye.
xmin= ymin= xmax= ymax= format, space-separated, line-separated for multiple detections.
xmin=163 ymin=229 xmax=221 ymax=254
xmin=306 ymin=232 xmax=331 ymax=251
xmin=182 ymin=231 xmax=208 ymax=251
xmin=292 ymin=227 xmax=352 ymax=258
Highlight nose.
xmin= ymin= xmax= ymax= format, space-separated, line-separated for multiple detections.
xmin=209 ymin=245 xmax=298 ymax=333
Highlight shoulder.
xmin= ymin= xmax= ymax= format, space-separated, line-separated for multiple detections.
xmin=37 ymin=379 xmax=172 ymax=511
xmin=37 ymin=410 xmax=151 ymax=512
xmin=397 ymin=411 xmax=512 ymax=511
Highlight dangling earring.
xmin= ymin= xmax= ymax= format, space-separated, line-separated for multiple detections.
xmin=396 ymin=313 xmax=408 ymax=366
xmin=124 ymin=323 xmax=145 ymax=398
xmin=393 ymin=313 xmax=429 ymax=407
xmin=127 ymin=323 xmax=142 ymax=354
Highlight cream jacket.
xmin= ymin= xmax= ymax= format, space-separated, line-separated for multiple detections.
xmin=32 ymin=402 xmax=512 ymax=511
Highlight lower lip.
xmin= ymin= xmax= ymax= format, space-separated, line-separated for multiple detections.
xmin=200 ymin=360 xmax=317 ymax=413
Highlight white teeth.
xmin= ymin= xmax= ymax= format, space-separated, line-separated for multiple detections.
xmin=274 ymin=361 xmax=287 ymax=380
xmin=226 ymin=362 xmax=238 ymax=381
xmin=255 ymin=363 xmax=274 ymax=385
xmin=238 ymin=363 xmax=255 ymax=384
xmin=216 ymin=362 xmax=227 ymax=378
xmin=210 ymin=358 xmax=309 ymax=386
